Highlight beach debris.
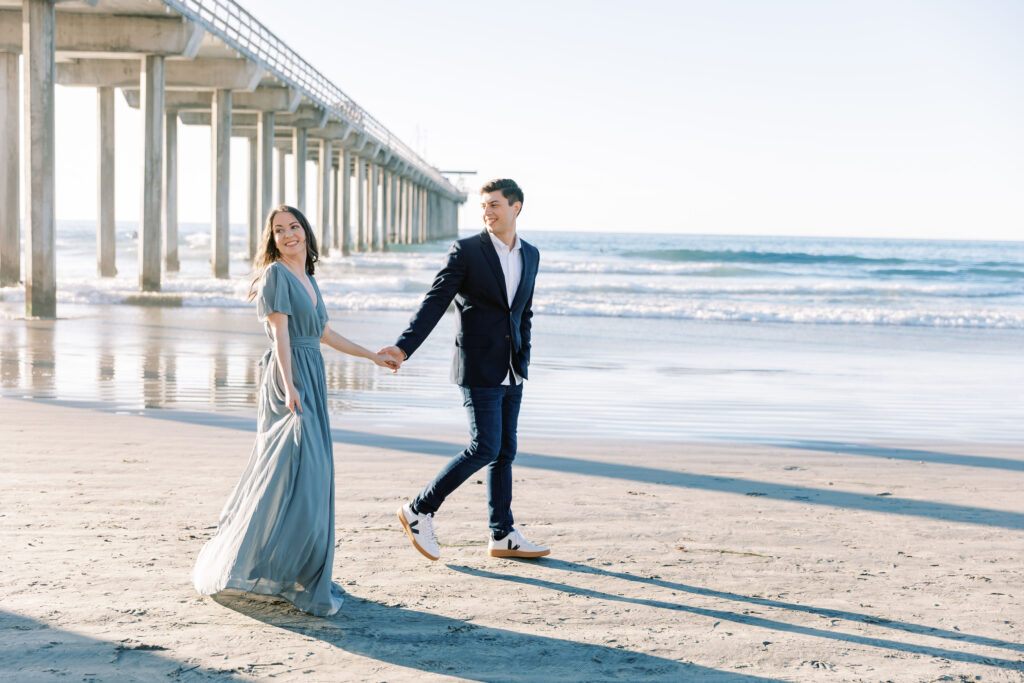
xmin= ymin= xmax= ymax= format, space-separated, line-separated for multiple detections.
xmin=115 ymin=640 xmax=167 ymax=651
xmin=744 ymin=492 xmax=766 ymax=497
xmin=677 ymin=546 xmax=772 ymax=558
xmin=876 ymin=492 xmax=893 ymax=496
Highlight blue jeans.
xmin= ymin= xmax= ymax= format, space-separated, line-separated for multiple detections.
xmin=413 ymin=382 xmax=524 ymax=537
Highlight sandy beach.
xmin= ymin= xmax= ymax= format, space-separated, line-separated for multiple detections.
xmin=2 ymin=394 xmax=1022 ymax=681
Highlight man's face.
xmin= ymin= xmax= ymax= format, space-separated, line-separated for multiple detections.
xmin=481 ymin=191 xmax=520 ymax=233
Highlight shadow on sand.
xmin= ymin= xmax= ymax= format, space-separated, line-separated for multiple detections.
xmin=757 ymin=439 xmax=1024 ymax=472
xmin=24 ymin=400 xmax=1024 ymax=531
xmin=211 ymin=592 xmax=779 ymax=682
xmin=446 ymin=562 xmax=1024 ymax=672
xmin=0 ymin=610 xmax=247 ymax=680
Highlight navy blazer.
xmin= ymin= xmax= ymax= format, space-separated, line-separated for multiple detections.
xmin=396 ymin=230 xmax=539 ymax=387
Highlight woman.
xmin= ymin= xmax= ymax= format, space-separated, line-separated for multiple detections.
xmin=193 ymin=205 xmax=396 ymax=616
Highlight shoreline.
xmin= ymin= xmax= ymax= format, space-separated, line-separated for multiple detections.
xmin=2 ymin=301 xmax=1023 ymax=444
xmin=2 ymin=397 xmax=1022 ymax=681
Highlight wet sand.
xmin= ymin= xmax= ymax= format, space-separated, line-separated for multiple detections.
xmin=2 ymin=396 xmax=1022 ymax=681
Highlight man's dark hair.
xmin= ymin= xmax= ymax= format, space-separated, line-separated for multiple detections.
xmin=481 ymin=178 xmax=524 ymax=211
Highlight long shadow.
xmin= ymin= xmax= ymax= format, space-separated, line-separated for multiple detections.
xmin=321 ymin=428 xmax=1024 ymax=530
xmin=517 ymin=558 xmax=1024 ymax=653
xmin=0 ymin=609 xmax=246 ymax=680
xmin=758 ymin=439 xmax=1024 ymax=472
xmin=212 ymin=592 xmax=778 ymax=682
xmin=447 ymin=565 xmax=1024 ymax=672
xmin=24 ymin=399 xmax=1024 ymax=530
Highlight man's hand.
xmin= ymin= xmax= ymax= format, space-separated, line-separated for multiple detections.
xmin=378 ymin=345 xmax=407 ymax=369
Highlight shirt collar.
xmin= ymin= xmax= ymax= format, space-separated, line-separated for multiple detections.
xmin=488 ymin=230 xmax=521 ymax=254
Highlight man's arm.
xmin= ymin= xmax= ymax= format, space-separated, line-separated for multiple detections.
xmin=381 ymin=241 xmax=466 ymax=363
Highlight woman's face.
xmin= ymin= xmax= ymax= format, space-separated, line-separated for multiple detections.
xmin=272 ymin=212 xmax=305 ymax=260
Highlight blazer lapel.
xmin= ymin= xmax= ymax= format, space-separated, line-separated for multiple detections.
xmin=478 ymin=230 xmax=509 ymax=306
xmin=510 ymin=241 xmax=535 ymax=311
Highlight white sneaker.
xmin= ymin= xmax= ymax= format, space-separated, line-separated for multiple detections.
xmin=397 ymin=503 xmax=440 ymax=561
xmin=488 ymin=528 xmax=550 ymax=558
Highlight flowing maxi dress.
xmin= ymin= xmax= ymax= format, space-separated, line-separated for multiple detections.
xmin=192 ymin=261 xmax=344 ymax=616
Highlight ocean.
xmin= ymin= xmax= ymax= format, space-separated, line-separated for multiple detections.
xmin=1 ymin=222 xmax=1022 ymax=444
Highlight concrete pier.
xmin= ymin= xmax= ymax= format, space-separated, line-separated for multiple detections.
xmin=23 ymin=0 xmax=57 ymax=317
xmin=139 ymin=54 xmax=164 ymax=292
xmin=340 ymin=150 xmax=351 ymax=256
xmin=355 ymin=155 xmax=366 ymax=252
xmin=0 ymin=51 xmax=17 ymax=286
xmin=257 ymin=111 xmax=274 ymax=243
xmin=381 ymin=168 xmax=391 ymax=251
xmin=330 ymin=162 xmax=338 ymax=253
xmin=96 ymin=87 xmax=116 ymax=277
xmin=369 ymin=162 xmax=379 ymax=251
xmin=246 ymin=135 xmax=258 ymax=260
xmin=292 ymin=125 xmax=306 ymax=214
xmin=317 ymin=138 xmax=331 ymax=255
xmin=5 ymin=0 xmax=464 ymax=316
xmin=210 ymin=89 xmax=230 ymax=279
xmin=163 ymin=109 xmax=179 ymax=272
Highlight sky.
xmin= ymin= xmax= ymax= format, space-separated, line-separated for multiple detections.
xmin=50 ymin=0 xmax=1023 ymax=240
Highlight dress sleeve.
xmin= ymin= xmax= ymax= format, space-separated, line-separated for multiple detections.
xmin=257 ymin=264 xmax=293 ymax=321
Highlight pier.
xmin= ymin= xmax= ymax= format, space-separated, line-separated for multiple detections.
xmin=0 ymin=0 xmax=466 ymax=318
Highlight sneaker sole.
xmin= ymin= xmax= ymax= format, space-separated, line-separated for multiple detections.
xmin=396 ymin=508 xmax=440 ymax=561
xmin=488 ymin=548 xmax=551 ymax=558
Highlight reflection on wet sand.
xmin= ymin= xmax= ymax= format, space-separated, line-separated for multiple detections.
xmin=0 ymin=306 xmax=407 ymax=420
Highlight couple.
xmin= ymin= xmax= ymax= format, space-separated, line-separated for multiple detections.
xmin=192 ymin=179 xmax=548 ymax=617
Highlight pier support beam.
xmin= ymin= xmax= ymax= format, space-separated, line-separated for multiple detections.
xmin=96 ymin=87 xmax=116 ymax=277
xmin=317 ymin=138 xmax=331 ymax=255
xmin=413 ymin=185 xmax=420 ymax=243
xmin=292 ymin=125 xmax=306 ymax=213
xmin=257 ymin=111 xmax=274 ymax=236
xmin=340 ymin=150 xmax=351 ymax=256
xmin=330 ymin=162 xmax=338 ymax=253
xmin=23 ymin=0 xmax=57 ymax=315
xmin=368 ymin=162 xmax=378 ymax=251
xmin=1 ymin=51 xmax=20 ymax=286
xmin=275 ymin=146 xmax=286 ymax=207
xmin=246 ymin=134 xmax=258 ymax=260
xmin=210 ymin=88 xmax=231 ymax=278
xmin=400 ymin=177 xmax=409 ymax=244
xmin=381 ymin=168 xmax=391 ymax=251
xmin=139 ymin=54 xmax=164 ymax=292
xmin=355 ymin=155 xmax=366 ymax=251
xmin=163 ymin=109 xmax=179 ymax=272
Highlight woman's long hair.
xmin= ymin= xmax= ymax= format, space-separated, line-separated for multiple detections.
xmin=247 ymin=205 xmax=320 ymax=301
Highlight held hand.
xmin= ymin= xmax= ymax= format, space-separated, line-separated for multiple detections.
xmin=374 ymin=352 xmax=400 ymax=372
xmin=378 ymin=345 xmax=407 ymax=368
xmin=284 ymin=383 xmax=302 ymax=414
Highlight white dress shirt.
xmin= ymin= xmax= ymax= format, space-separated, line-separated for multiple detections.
xmin=488 ymin=230 xmax=524 ymax=386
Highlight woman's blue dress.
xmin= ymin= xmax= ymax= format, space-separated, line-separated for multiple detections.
xmin=193 ymin=261 xmax=344 ymax=616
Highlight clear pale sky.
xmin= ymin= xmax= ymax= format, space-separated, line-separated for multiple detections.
xmin=52 ymin=0 xmax=1023 ymax=240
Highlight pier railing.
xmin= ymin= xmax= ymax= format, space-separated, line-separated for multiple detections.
xmin=160 ymin=0 xmax=455 ymax=191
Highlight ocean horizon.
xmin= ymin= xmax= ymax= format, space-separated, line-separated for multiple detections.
xmin=2 ymin=221 xmax=1023 ymax=330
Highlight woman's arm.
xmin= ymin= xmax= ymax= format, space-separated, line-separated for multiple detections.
xmin=321 ymin=323 xmax=399 ymax=371
xmin=267 ymin=312 xmax=302 ymax=413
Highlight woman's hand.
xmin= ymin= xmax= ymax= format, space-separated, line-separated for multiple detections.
xmin=373 ymin=352 xmax=400 ymax=372
xmin=284 ymin=383 xmax=302 ymax=414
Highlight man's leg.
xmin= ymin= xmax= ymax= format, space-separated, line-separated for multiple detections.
xmin=487 ymin=382 xmax=522 ymax=538
xmin=412 ymin=385 xmax=504 ymax=515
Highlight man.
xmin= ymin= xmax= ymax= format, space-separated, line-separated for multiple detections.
xmin=381 ymin=178 xmax=549 ymax=561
